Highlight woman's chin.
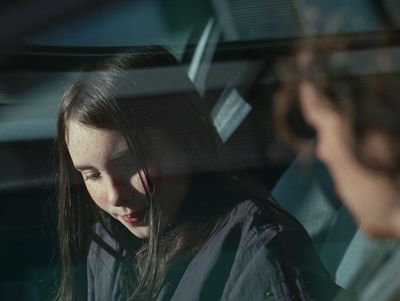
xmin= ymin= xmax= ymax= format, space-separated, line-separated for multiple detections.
xmin=123 ymin=222 xmax=150 ymax=239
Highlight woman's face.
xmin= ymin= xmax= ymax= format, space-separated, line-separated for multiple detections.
xmin=299 ymin=81 xmax=400 ymax=238
xmin=66 ymin=120 xmax=190 ymax=239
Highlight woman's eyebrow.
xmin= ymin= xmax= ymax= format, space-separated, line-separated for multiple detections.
xmin=74 ymin=164 xmax=96 ymax=171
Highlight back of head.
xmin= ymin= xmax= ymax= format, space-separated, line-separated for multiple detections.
xmin=275 ymin=35 xmax=400 ymax=178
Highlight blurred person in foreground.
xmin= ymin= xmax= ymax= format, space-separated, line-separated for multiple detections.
xmin=274 ymin=35 xmax=400 ymax=301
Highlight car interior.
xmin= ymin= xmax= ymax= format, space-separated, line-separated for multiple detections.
xmin=0 ymin=0 xmax=399 ymax=300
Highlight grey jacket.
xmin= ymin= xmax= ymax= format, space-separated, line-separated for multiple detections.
xmin=87 ymin=199 xmax=339 ymax=300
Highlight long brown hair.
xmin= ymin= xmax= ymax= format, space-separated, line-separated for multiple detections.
xmin=55 ymin=46 xmax=234 ymax=300
xmin=274 ymin=35 xmax=400 ymax=178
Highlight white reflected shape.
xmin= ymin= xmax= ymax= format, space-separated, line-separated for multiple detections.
xmin=211 ymin=86 xmax=251 ymax=143
xmin=188 ymin=18 xmax=220 ymax=96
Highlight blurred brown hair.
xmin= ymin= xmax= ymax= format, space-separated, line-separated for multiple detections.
xmin=274 ymin=34 xmax=400 ymax=177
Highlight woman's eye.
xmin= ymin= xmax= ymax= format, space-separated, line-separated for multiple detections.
xmin=83 ymin=172 xmax=101 ymax=181
xmin=124 ymin=162 xmax=136 ymax=168
xmin=121 ymin=161 xmax=136 ymax=171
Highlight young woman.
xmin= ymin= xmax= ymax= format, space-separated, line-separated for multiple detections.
xmin=275 ymin=37 xmax=400 ymax=301
xmin=55 ymin=46 xmax=338 ymax=301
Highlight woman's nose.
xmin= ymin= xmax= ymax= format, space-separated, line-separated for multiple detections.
xmin=106 ymin=175 xmax=131 ymax=207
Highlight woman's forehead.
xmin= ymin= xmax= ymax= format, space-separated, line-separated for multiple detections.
xmin=66 ymin=120 xmax=125 ymax=150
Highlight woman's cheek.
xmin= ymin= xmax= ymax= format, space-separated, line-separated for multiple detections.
xmin=130 ymin=171 xmax=147 ymax=195
xmin=85 ymin=183 xmax=103 ymax=206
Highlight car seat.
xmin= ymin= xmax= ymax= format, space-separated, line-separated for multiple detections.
xmin=271 ymin=154 xmax=381 ymax=288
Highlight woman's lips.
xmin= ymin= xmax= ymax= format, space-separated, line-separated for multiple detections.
xmin=121 ymin=211 xmax=144 ymax=224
